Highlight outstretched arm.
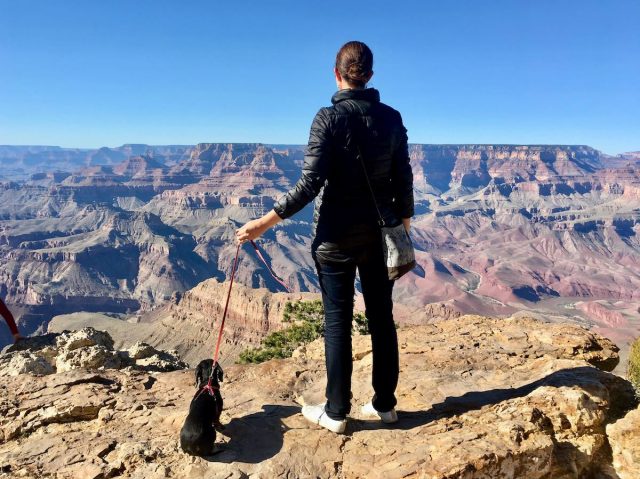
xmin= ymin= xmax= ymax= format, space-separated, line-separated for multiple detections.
xmin=236 ymin=108 xmax=332 ymax=243
xmin=272 ymin=108 xmax=332 ymax=219
xmin=236 ymin=210 xmax=282 ymax=243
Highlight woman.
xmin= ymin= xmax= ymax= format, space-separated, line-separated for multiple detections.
xmin=236 ymin=41 xmax=413 ymax=433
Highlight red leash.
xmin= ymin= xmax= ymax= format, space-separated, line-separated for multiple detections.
xmin=212 ymin=243 xmax=241 ymax=364
xmin=210 ymin=240 xmax=289 ymax=369
xmin=249 ymin=240 xmax=290 ymax=293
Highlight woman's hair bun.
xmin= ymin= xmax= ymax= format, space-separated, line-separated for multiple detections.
xmin=335 ymin=41 xmax=373 ymax=88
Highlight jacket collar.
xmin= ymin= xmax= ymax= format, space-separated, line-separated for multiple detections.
xmin=331 ymin=88 xmax=380 ymax=105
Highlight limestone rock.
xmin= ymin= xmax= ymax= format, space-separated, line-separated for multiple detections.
xmin=122 ymin=342 xmax=188 ymax=372
xmin=55 ymin=345 xmax=123 ymax=373
xmin=2 ymin=333 xmax=59 ymax=354
xmin=607 ymin=404 xmax=640 ymax=479
xmin=127 ymin=342 xmax=157 ymax=360
xmin=0 ymin=315 xmax=636 ymax=478
xmin=56 ymin=327 xmax=115 ymax=351
xmin=0 ymin=328 xmax=187 ymax=377
xmin=0 ymin=351 xmax=55 ymax=376
xmin=134 ymin=352 xmax=188 ymax=373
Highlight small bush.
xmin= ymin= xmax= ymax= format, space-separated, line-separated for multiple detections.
xmin=353 ymin=312 xmax=369 ymax=335
xmin=237 ymin=299 xmax=370 ymax=364
xmin=628 ymin=336 xmax=640 ymax=396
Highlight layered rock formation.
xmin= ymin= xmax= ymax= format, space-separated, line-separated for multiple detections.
xmin=0 ymin=315 xmax=637 ymax=478
xmin=0 ymin=145 xmax=192 ymax=181
xmin=49 ymin=280 xmax=319 ymax=366
xmin=1 ymin=143 xmax=639 ymax=360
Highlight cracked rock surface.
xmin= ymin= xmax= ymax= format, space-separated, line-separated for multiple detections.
xmin=0 ymin=315 xmax=637 ymax=478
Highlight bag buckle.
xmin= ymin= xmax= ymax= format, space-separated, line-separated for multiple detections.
xmin=377 ymin=219 xmax=386 ymax=227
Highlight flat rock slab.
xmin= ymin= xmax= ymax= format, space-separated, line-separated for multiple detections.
xmin=0 ymin=315 xmax=636 ymax=478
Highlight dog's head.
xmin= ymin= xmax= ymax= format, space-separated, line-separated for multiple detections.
xmin=195 ymin=359 xmax=224 ymax=389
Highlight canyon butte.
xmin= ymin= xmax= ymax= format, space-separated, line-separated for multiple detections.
xmin=0 ymin=143 xmax=638 ymax=369
xmin=1 ymin=143 xmax=640 ymax=478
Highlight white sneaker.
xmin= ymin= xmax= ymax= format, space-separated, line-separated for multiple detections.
xmin=301 ymin=403 xmax=347 ymax=434
xmin=361 ymin=402 xmax=398 ymax=424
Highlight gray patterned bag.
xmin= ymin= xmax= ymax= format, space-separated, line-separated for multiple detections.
xmin=357 ymin=145 xmax=416 ymax=280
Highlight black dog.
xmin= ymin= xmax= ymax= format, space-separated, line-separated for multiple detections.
xmin=180 ymin=359 xmax=224 ymax=456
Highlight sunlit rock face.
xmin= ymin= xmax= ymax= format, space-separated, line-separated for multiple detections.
xmin=0 ymin=327 xmax=186 ymax=376
xmin=1 ymin=144 xmax=639 ymax=369
xmin=0 ymin=315 xmax=636 ymax=478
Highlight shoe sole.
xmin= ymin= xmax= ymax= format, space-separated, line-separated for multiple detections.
xmin=361 ymin=405 xmax=398 ymax=424
xmin=302 ymin=407 xmax=346 ymax=434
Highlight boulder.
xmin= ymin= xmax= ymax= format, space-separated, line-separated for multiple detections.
xmin=135 ymin=353 xmax=188 ymax=372
xmin=55 ymin=345 xmax=123 ymax=373
xmin=0 ymin=328 xmax=188 ymax=377
xmin=606 ymin=404 xmax=640 ymax=479
xmin=127 ymin=341 xmax=157 ymax=360
xmin=56 ymin=327 xmax=115 ymax=351
xmin=0 ymin=351 xmax=55 ymax=376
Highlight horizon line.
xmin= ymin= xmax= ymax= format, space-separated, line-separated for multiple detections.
xmin=1 ymin=143 xmax=638 ymax=157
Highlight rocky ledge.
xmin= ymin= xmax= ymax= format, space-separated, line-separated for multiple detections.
xmin=0 ymin=315 xmax=638 ymax=478
xmin=0 ymin=328 xmax=187 ymax=376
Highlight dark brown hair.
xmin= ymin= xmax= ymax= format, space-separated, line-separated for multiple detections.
xmin=335 ymin=41 xmax=373 ymax=88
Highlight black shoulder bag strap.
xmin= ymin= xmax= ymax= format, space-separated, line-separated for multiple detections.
xmin=355 ymin=131 xmax=387 ymax=227
xmin=349 ymin=99 xmax=387 ymax=228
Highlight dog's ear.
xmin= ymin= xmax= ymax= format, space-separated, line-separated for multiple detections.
xmin=216 ymin=364 xmax=224 ymax=383
xmin=195 ymin=361 xmax=205 ymax=389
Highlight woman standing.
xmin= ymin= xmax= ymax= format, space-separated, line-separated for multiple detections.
xmin=236 ymin=41 xmax=414 ymax=433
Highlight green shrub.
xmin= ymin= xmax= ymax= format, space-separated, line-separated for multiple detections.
xmin=237 ymin=299 xmax=370 ymax=364
xmin=353 ymin=311 xmax=369 ymax=335
xmin=628 ymin=336 xmax=640 ymax=396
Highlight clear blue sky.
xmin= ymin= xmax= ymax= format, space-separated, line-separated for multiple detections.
xmin=1 ymin=1 xmax=638 ymax=154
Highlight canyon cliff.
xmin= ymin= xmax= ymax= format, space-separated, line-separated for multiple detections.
xmin=0 ymin=143 xmax=639 ymax=363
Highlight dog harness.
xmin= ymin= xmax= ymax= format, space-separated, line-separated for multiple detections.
xmin=194 ymin=381 xmax=220 ymax=400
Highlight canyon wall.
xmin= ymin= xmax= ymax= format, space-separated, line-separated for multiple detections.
xmin=1 ymin=143 xmax=638 ymax=355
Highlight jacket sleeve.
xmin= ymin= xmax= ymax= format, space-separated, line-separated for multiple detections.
xmin=273 ymin=108 xmax=332 ymax=220
xmin=391 ymin=116 xmax=414 ymax=218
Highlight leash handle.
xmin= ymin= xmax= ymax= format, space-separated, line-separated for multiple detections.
xmin=212 ymin=242 xmax=241 ymax=364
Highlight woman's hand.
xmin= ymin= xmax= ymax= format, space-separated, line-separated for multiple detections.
xmin=402 ymin=218 xmax=411 ymax=233
xmin=236 ymin=210 xmax=283 ymax=244
xmin=236 ymin=218 xmax=269 ymax=243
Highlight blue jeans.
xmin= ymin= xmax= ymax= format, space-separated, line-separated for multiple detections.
xmin=313 ymin=239 xmax=399 ymax=420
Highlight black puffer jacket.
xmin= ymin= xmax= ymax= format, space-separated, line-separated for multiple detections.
xmin=273 ymin=88 xmax=414 ymax=262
